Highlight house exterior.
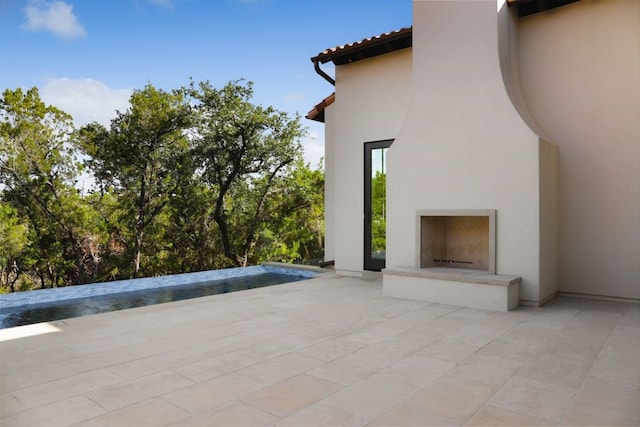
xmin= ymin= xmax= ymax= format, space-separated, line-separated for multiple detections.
xmin=308 ymin=0 xmax=639 ymax=310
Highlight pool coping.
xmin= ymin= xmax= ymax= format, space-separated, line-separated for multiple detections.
xmin=0 ymin=264 xmax=319 ymax=310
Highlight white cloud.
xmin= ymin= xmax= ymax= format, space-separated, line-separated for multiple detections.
xmin=40 ymin=78 xmax=132 ymax=127
xmin=23 ymin=1 xmax=86 ymax=40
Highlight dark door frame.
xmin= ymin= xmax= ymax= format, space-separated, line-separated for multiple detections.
xmin=364 ymin=139 xmax=393 ymax=271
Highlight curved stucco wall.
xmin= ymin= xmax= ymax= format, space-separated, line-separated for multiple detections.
xmin=502 ymin=0 xmax=640 ymax=299
xmin=388 ymin=0 xmax=553 ymax=303
xmin=329 ymin=49 xmax=412 ymax=275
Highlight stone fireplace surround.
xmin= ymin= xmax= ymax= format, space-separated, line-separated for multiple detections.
xmin=383 ymin=209 xmax=521 ymax=311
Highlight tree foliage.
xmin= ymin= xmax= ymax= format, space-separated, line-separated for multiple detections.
xmin=186 ymin=80 xmax=306 ymax=267
xmin=0 ymin=81 xmax=324 ymax=292
xmin=0 ymin=88 xmax=101 ymax=289
xmin=79 ymin=84 xmax=191 ymax=277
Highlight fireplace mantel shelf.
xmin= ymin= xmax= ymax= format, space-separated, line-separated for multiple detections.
xmin=383 ymin=267 xmax=520 ymax=287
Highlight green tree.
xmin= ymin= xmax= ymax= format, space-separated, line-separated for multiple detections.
xmin=185 ymin=80 xmax=306 ymax=267
xmin=162 ymin=181 xmax=222 ymax=272
xmin=0 ymin=87 xmax=98 ymax=289
xmin=79 ymin=84 xmax=192 ymax=277
xmin=0 ymin=202 xmax=29 ymax=292
xmin=254 ymin=159 xmax=324 ymax=264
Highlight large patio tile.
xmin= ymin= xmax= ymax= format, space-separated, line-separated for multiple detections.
xmin=583 ymin=300 xmax=630 ymax=317
xmin=273 ymin=402 xmax=362 ymax=426
xmin=560 ymin=403 xmax=640 ymax=426
xmin=240 ymin=373 xmax=342 ymax=417
xmin=0 ymin=395 xmax=105 ymax=427
xmin=423 ymin=313 xmax=475 ymax=333
xmin=0 ymin=344 xmax=76 ymax=373
xmin=475 ymin=337 xmax=541 ymax=364
xmin=375 ymin=306 xmax=443 ymax=330
xmin=1 ymin=347 xmax=137 ymax=393
xmin=11 ymin=369 xmax=124 ymax=408
xmin=107 ymin=350 xmax=198 ymax=380
xmin=541 ymin=335 xmax=604 ymax=364
xmin=402 ymin=376 xmax=496 ymax=423
xmin=307 ymin=351 xmax=385 ymax=386
xmin=358 ymin=330 xmax=439 ymax=361
xmin=368 ymin=402 xmax=459 ymax=426
xmin=235 ymin=352 xmax=324 ymax=385
xmin=589 ymin=346 xmax=640 ymax=386
xmin=448 ymin=320 xmax=511 ymax=345
xmin=279 ymin=317 xmax=353 ymax=341
xmin=179 ymin=332 xmax=261 ymax=359
xmin=134 ymin=321 xmax=237 ymax=349
xmin=243 ymin=333 xmax=322 ymax=358
xmin=169 ymin=354 xmax=231 ymax=383
xmin=604 ymin=333 xmax=640 ymax=354
xmin=498 ymin=324 xmax=559 ymax=346
xmin=417 ymin=337 xmax=484 ymax=363
xmin=554 ymin=323 xmax=612 ymax=347
xmin=488 ymin=376 xmax=576 ymax=424
xmin=566 ymin=312 xmax=617 ymax=329
xmin=297 ymin=337 xmax=366 ymax=362
xmin=571 ymin=377 xmax=640 ymax=422
xmin=519 ymin=309 xmax=579 ymax=330
xmin=444 ymin=354 xmax=522 ymax=387
xmin=343 ymin=325 xmax=403 ymax=345
xmin=319 ymin=374 xmax=418 ymax=424
xmin=377 ymin=354 xmax=454 ymax=387
xmin=85 ymin=370 xmax=193 ymax=411
xmin=73 ymin=398 xmax=190 ymax=426
xmin=463 ymin=404 xmax=550 ymax=426
xmin=517 ymin=353 xmax=591 ymax=389
xmin=0 ymin=392 xmax=26 ymax=417
xmin=161 ymin=372 xmax=266 ymax=414
xmin=169 ymin=401 xmax=277 ymax=427
xmin=66 ymin=333 xmax=150 ymax=356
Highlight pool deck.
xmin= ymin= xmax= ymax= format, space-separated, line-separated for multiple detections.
xmin=1 ymin=273 xmax=639 ymax=426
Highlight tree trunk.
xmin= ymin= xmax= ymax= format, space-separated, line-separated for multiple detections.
xmin=133 ymin=230 xmax=143 ymax=277
xmin=134 ymin=174 xmax=147 ymax=277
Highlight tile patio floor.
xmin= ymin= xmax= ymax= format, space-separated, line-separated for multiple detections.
xmin=1 ymin=273 xmax=639 ymax=426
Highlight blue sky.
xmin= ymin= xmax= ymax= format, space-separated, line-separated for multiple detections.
xmin=0 ymin=0 xmax=412 ymax=166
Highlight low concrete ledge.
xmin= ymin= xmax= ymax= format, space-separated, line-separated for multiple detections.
xmin=383 ymin=267 xmax=520 ymax=287
xmin=262 ymin=262 xmax=327 ymax=273
xmin=382 ymin=267 xmax=521 ymax=311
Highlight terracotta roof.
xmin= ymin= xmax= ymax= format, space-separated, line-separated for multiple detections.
xmin=311 ymin=27 xmax=412 ymax=66
xmin=306 ymin=92 xmax=335 ymax=123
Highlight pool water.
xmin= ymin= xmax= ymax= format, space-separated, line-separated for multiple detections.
xmin=0 ymin=271 xmax=309 ymax=329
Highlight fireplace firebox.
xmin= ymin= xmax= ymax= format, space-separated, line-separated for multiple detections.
xmin=417 ymin=210 xmax=496 ymax=274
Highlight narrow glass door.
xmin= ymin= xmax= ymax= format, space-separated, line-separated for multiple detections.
xmin=364 ymin=140 xmax=392 ymax=271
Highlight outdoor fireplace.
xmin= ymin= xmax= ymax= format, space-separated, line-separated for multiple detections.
xmin=417 ymin=210 xmax=496 ymax=274
xmin=384 ymin=209 xmax=518 ymax=311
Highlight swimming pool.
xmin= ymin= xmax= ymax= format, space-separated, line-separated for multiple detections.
xmin=0 ymin=265 xmax=317 ymax=329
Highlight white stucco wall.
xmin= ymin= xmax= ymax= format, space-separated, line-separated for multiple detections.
xmin=323 ymin=103 xmax=336 ymax=263
xmin=387 ymin=0 xmax=556 ymax=303
xmin=329 ymin=49 xmax=412 ymax=275
xmin=509 ymin=0 xmax=640 ymax=299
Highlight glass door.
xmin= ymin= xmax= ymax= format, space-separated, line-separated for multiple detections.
xmin=364 ymin=140 xmax=392 ymax=271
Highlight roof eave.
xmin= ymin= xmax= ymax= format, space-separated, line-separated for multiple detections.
xmin=311 ymin=27 xmax=412 ymax=66
xmin=306 ymin=92 xmax=335 ymax=123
